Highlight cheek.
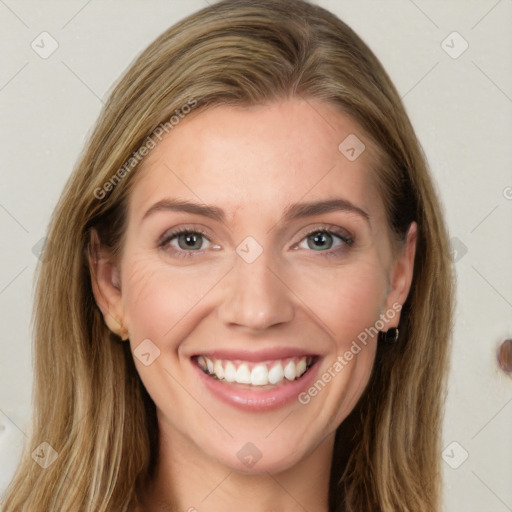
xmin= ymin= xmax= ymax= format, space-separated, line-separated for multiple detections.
xmin=121 ymin=250 xmax=388 ymax=347
xmin=119 ymin=254 xmax=225 ymax=345
xmin=291 ymin=259 xmax=388 ymax=345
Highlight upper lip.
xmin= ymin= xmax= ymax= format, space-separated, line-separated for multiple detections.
xmin=192 ymin=347 xmax=318 ymax=362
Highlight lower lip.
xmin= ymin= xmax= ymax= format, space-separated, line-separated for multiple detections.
xmin=193 ymin=358 xmax=321 ymax=412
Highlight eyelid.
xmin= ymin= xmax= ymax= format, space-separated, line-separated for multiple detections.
xmin=158 ymin=223 xmax=354 ymax=259
xmin=293 ymin=224 xmax=354 ymax=247
xmin=158 ymin=225 xmax=218 ymax=259
xmin=158 ymin=225 xmax=212 ymax=246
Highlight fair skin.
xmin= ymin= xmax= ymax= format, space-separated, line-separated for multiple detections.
xmin=92 ymin=98 xmax=417 ymax=512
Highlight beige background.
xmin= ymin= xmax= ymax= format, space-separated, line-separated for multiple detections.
xmin=0 ymin=1 xmax=511 ymax=510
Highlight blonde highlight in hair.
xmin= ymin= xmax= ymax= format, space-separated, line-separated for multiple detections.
xmin=1 ymin=1 xmax=454 ymax=510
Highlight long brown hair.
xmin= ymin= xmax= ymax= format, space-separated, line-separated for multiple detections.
xmin=1 ymin=1 xmax=454 ymax=510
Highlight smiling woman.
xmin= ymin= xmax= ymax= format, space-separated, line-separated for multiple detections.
xmin=0 ymin=1 xmax=454 ymax=511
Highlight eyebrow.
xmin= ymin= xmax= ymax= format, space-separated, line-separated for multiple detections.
xmin=142 ymin=198 xmax=370 ymax=225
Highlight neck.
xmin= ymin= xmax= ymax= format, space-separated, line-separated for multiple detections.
xmin=140 ymin=423 xmax=335 ymax=512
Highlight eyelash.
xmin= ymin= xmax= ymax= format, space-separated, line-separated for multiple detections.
xmin=159 ymin=227 xmax=212 ymax=260
xmin=158 ymin=225 xmax=354 ymax=260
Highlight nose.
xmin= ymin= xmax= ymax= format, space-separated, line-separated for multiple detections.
xmin=217 ymin=248 xmax=295 ymax=332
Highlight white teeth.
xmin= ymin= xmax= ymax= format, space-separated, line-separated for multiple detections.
xmin=283 ymin=360 xmax=296 ymax=381
xmin=268 ymin=363 xmax=284 ymax=384
xmin=236 ymin=363 xmax=252 ymax=384
xmin=296 ymin=358 xmax=307 ymax=377
xmin=251 ymin=364 xmax=269 ymax=386
xmin=197 ymin=355 xmax=311 ymax=386
xmin=224 ymin=361 xmax=237 ymax=382
xmin=213 ymin=359 xmax=224 ymax=379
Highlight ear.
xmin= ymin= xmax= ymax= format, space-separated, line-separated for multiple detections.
xmin=88 ymin=229 xmax=127 ymax=339
xmin=382 ymin=222 xmax=417 ymax=329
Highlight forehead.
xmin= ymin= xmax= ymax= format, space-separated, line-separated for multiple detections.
xmin=128 ymin=99 xmax=383 ymax=225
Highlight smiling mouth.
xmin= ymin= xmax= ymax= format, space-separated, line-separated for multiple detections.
xmin=194 ymin=355 xmax=318 ymax=388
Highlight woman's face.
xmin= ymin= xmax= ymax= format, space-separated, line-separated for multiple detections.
xmin=95 ymin=98 xmax=416 ymax=474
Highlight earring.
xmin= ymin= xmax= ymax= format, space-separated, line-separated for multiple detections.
xmin=378 ymin=327 xmax=399 ymax=344
xmin=119 ymin=327 xmax=129 ymax=341
xmin=109 ymin=315 xmax=129 ymax=341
